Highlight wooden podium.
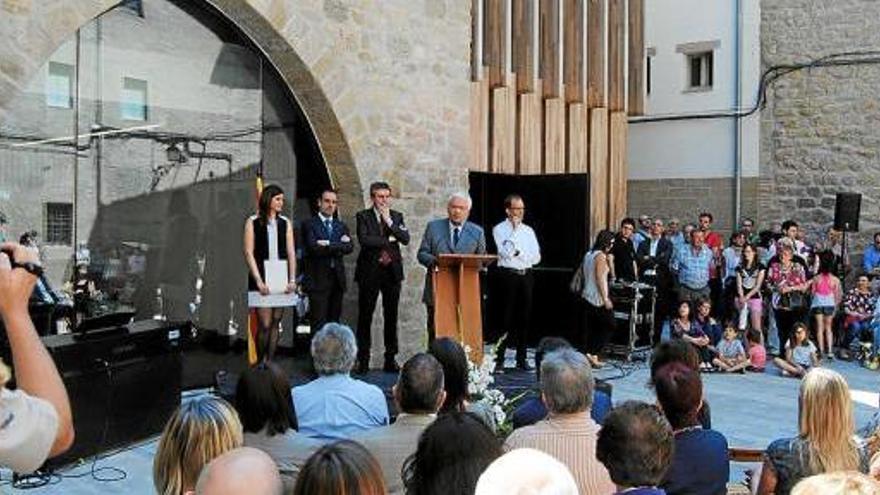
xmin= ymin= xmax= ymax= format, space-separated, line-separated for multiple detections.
xmin=432 ymin=253 xmax=497 ymax=362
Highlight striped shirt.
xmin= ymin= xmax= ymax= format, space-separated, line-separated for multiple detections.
xmin=505 ymin=411 xmax=615 ymax=495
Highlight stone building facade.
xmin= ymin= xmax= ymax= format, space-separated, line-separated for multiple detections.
xmin=1 ymin=0 xmax=472 ymax=361
xmin=760 ymin=0 xmax=880 ymax=255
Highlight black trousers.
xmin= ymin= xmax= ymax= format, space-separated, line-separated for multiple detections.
xmin=356 ymin=268 xmax=401 ymax=364
xmin=495 ymin=269 xmax=534 ymax=366
xmin=775 ymin=307 xmax=807 ymax=350
xmin=584 ymin=301 xmax=615 ymax=356
xmin=309 ymin=279 xmax=344 ymax=335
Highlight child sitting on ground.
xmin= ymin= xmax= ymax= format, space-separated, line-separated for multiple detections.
xmin=713 ymin=325 xmax=749 ymax=373
xmin=773 ymin=322 xmax=818 ymax=378
xmin=745 ymin=328 xmax=766 ymax=372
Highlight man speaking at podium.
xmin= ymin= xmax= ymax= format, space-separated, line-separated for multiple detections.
xmin=417 ymin=192 xmax=486 ymax=343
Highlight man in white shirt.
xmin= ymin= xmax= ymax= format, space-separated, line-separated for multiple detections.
xmin=492 ymin=194 xmax=541 ymax=372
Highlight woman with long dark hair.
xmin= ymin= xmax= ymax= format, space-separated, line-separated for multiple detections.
xmin=244 ymin=184 xmax=297 ymax=362
xmin=580 ymin=230 xmax=616 ymax=368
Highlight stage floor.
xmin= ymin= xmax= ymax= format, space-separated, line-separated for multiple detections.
xmin=5 ymin=355 xmax=879 ymax=494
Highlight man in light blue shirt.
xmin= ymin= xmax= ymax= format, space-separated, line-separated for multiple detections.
xmin=293 ymin=323 xmax=389 ymax=440
xmin=863 ymin=232 xmax=880 ymax=276
xmin=672 ymin=230 xmax=714 ymax=304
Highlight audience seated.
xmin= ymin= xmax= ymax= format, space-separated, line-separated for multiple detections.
xmin=597 ymin=400 xmax=674 ymax=495
xmin=511 ymin=336 xmax=611 ymax=429
xmin=234 ymin=361 xmax=320 ymax=491
xmin=293 ymin=323 xmax=389 ymax=440
xmin=353 ymin=353 xmax=445 ymax=494
xmin=0 ymin=242 xmax=74 ymax=473
xmin=293 ymin=440 xmax=385 ymax=495
xmin=756 ymin=368 xmax=868 ymax=494
xmin=653 ymin=362 xmax=729 ymax=495
xmin=505 ymin=348 xmax=615 ymax=494
xmin=791 ymin=471 xmax=880 ymax=495
xmin=153 ymin=395 xmax=243 ymax=495
xmin=428 ymin=337 xmax=496 ymax=431
xmin=402 ymin=411 xmax=501 ymax=495
xmin=650 ymin=340 xmax=712 ymax=429
xmin=195 ymin=447 xmax=282 ymax=495
xmin=475 ymin=448 xmax=578 ymax=495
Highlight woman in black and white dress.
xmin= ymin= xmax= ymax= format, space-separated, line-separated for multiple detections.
xmin=244 ymin=184 xmax=297 ymax=362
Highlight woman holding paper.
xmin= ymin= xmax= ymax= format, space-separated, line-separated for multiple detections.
xmin=244 ymin=184 xmax=297 ymax=362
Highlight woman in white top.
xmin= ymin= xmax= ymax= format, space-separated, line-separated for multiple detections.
xmin=244 ymin=184 xmax=297 ymax=362
xmin=581 ymin=230 xmax=616 ymax=369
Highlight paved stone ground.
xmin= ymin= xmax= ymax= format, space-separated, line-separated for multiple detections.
xmin=3 ymin=357 xmax=878 ymax=494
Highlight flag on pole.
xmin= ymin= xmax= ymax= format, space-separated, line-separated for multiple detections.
xmin=247 ymin=173 xmax=264 ymax=365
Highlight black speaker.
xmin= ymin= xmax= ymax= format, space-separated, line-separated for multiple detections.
xmin=834 ymin=193 xmax=862 ymax=232
xmin=34 ymin=321 xmax=185 ymax=468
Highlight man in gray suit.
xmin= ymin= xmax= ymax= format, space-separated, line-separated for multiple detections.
xmin=417 ymin=192 xmax=487 ymax=342
xmin=352 ymin=353 xmax=445 ymax=494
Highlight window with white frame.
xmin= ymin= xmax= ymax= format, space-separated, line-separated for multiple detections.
xmin=121 ymin=77 xmax=148 ymax=120
xmin=46 ymin=62 xmax=74 ymax=108
xmin=677 ymin=41 xmax=719 ymax=92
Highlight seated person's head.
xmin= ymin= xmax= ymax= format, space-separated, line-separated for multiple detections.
xmin=195 ymin=447 xmax=282 ymax=495
xmin=791 ymin=472 xmax=880 ymax=495
xmin=540 ymin=348 xmax=594 ymax=416
xmin=427 ymin=337 xmax=469 ymax=413
xmin=653 ymin=362 xmax=703 ymax=430
xmin=234 ymin=361 xmax=296 ymax=436
xmin=403 ymin=411 xmax=502 ymax=495
xmin=475 ymin=448 xmax=578 ymax=495
xmin=747 ymin=328 xmax=762 ymax=345
xmin=311 ymin=323 xmax=357 ymax=376
xmin=534 ymin=337 xmax=573 ymax=381
xmin=650 ymin=340 xmax=700 ymax=385
xmin=394 ymin=353 xmax=445 ymax=415
xmin=293 ymin=440 xmax=385 ymax=495
xmin=153 ymin=396 xmax=243 ymax=495
xmin=597 ymin=401 xmax=673 ymax=490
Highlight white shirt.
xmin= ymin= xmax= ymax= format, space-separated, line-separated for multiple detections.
xmin=493 ymin=219 xmax=541 ymax=270
xmin=0 ymin=388 xmax=59 ymax=473
xmin=448 ymin=220 xmax=463 ymax=246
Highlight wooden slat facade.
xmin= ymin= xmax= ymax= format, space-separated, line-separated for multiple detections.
xmin=470 ymin=0 xmax=640 ymax=238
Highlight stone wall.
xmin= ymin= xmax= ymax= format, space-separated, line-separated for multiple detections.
xmin=760 ymin=0 xmax=880 ymax=256
xmin=627 ymin=177 xmax=759 ymax=235
xmin=1 ymin=0 xmax=473 ymax=362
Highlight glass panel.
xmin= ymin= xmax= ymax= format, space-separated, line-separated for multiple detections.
xmin=47 ymin=62 xmax=74 ymax=108
xmin=120 ymin=77 xmax=148 ymax=121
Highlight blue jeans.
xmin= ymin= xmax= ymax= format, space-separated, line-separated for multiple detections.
xmin=844 ymin=319 xmax=872 ymax=349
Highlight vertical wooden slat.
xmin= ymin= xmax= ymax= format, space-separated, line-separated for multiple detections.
xmin=607 ymin=0 xmax=626 ymax=112
xmin=627 ymin=0 xmax=645 ymax=115
xmin=512 ymin=0 xmax=538 ymax=93
xmin=567 ymin=103 xmax=588 ymax=172
xmin=544 ymin=98 xmax=566 ymax=173
xmin=540 ymin=0 xmax=562 ymax=98
xmin=470 ymin=78 xmax=490 ymax=171
xmin=608 ymin=111 xmax=628 ymax=225
xmin=491 ymin=81 xmax=516 ymax=173
xmin=472 ymin=0 xmax=484 ymax=80
xmin=588 ymin=107 xmax=609 ymax=237
xmin=518 ymin=92 xmax=543 ymax=174
xmin=484 ymin=0 xmax=510 ymax=88
xmin=563 ymin=0 xmax=586 ymax=103
xmin=587 ymin=0 xmax=606 ymax=108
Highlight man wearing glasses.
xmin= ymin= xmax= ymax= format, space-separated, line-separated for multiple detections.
xmin=492 ymin=194 xmax=541 ymax=372
xmin=740 ymin=217 xmax=759 ymax=245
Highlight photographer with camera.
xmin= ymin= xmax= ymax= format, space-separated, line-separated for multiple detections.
xmin=0 ymin=242 xmax=74 ymax=472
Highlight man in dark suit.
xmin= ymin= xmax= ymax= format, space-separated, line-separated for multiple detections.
xmin=302 ymin=189 xmax=353 ymax=334
xmin=417 ymin=192 xmax=487 ymax=343
xmin=354 ymin=182 xmax=410 ymax=373
xmin=637 ymin=217 xmax=674 ymax=345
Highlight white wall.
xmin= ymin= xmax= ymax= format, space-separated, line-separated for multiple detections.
xmin=629 ymin=0 xmax=760 ymax=180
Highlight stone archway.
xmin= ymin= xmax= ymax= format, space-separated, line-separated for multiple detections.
xmin=0 ymin=0 xmax=360 ymax=207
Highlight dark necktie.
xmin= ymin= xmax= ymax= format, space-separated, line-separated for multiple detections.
xmin=453 ymin=227 xmax=461 ymax=248
xmin=324 ymin=219 xmax=332 ymax=237
xmin=378 ymin=219 xmax=393 ymax=266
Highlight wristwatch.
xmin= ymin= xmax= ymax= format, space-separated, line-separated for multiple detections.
xmin=11 ymin=260 xmax=43 ymax=278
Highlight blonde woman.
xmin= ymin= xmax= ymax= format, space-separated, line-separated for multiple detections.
xmin=791 ymin=472 xmax=880 ymax=495
xmin=755 ymin=368 xmax=867 ymax=494
xmin=153 ymin=395 xmax=243 ymax=495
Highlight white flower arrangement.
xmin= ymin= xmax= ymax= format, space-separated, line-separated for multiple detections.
xmin=464 ymin=335 xmax=519 ymax=433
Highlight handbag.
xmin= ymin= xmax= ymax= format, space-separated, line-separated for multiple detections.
xmin=569 ymin=264 xmax=584 ymax=295
xmin=779 ymin=290 xmax=806 ymax=310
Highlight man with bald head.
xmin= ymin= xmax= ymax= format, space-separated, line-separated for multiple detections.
xmin=195 ymin=447 xmax=282 ymax=495
xmin=417 ymin=192 xmax=487 ymax=342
